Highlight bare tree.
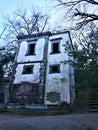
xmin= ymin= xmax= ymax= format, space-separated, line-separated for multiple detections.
xmin=1 ymin=7 xmax=49 ymax=52
xmin=56 ymin=0 xmax=98 ymax=29
xmin=4 ymin=8 xmax=49 ymax=36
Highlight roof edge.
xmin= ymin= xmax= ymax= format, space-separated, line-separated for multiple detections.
xmin=17 ymin=31 xmax=70 ymax=40
xmin=17 ymin=31 xmax=52 ymax=40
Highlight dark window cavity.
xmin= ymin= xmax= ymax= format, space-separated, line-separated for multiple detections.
xmin=49 ymin=64 xmax=60 ymax=74
xmin=22 ymin=65 xmax=34 ymax=74
xmin=27 ymin=43 xmax=36 ymax=55
xmin=52 ymin=43 xmax=59 ymax=53
xmin=50 ymin=40 xmax=61 ymax=54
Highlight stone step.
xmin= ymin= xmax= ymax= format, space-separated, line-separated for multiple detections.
xmin=88 ymin=98 xmax=98 ymax=102
xmin=89 ymin=102 xmax=98 ymax=104
xmin=89 ymin=108 xmax=98 ymax=112
xmin=90 ymin=97 xmax=98 ymax=99
xmin=88 ymin=97 xmax=98 ymax=101
xmin=88 ymin=98 xmax=98 ymax=101
xmin=89 ymin=103 xmax=98 ymax=105
xmin=89 ymin=94 xmax=98 ymax=96
xmin=89 ymin=93 xmax=98 ymax=95
xmin=89 ymin=92 xmax=98 ymax=94
xmin=89 ymin=106 xmax=98 ymax=109
xmin=89 ymin=94 xmax=98 ymax=97
xmin=89 ymin=89 xmax=98 ymax=91
xmin=88 ymin=89 xmax=98 ymax=113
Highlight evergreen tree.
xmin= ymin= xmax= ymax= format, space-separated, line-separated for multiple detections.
xmin=65 ymin=27 xmax=98 ymax=89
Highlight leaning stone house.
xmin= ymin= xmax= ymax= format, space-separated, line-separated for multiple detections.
xmin=11 ymin=31 xmax=75 ymax=107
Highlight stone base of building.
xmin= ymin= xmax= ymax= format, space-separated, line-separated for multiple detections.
xmin=10 ymin=82 xmax=44 ymax=105
xmin=6 ymin=103 xmax=71 ymax=111
xmin=7 ymin=103 xmax=48 ymax=110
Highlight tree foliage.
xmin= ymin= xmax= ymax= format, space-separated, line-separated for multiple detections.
xmin=0 ymin=49 xmax=14 ymax=86
xmin=64 ymin=26 xmax=98 ymax=89
xmin=55 ymin=0 xmax=98 ymax=88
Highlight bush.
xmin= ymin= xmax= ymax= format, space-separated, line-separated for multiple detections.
xmin=73 ymin=89 xmax=89 ymax=113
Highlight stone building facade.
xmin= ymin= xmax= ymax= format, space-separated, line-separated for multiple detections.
xmin=11 ymin=31 xmax=75 ymax=106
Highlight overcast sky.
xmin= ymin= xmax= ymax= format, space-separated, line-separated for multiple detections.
xmin=0 ymin=0 xmax=66 ymax=47
xmin=1 ymin=0 xmax=98 ymax=34
xmin=0 ymin=0 xmax=51 ymax=17
xmin=0 ymin=0 xmax=61 ymax=33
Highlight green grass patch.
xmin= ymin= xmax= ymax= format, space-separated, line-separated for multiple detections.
xmin=0 ymin=108 xmax=70 ymax=116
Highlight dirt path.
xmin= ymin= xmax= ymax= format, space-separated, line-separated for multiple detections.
xmin=0 ymin=113 xmax=98 ymax=130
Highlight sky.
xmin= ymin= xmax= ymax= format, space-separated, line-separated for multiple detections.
xmin=1 ymin=0 xmax=98 ymax=36
xmin=0 ymin=0 xmax=61 ymax=33
xmin=0 ymin=0 xmax=63 ymax=47
xmin=0 ymin=0 xmax=52 ymax=18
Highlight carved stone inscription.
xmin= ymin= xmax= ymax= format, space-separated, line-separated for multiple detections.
xmin=46 ymin=91 xmax=60 ymax=103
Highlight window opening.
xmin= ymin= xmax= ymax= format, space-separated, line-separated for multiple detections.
xmin=27 ymin=43 xmax=36 ymax=55
xmin=22 ymin=65 xmax=33 ymax=74
xmin=49 ymin=65 xmax=60 ymax=74
xmin=52 ymin=43 xmax=59 ymax=53
xmin=50 ymin=39 xmax=61 ymax=54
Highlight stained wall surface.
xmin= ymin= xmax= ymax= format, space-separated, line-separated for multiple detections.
xmin=13 ymin=32 xmax=74 ymax=105
xmin=45 ymin=33 xmax=72 ymax=104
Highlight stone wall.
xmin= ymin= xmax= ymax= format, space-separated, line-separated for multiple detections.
xmin=45 ymin=33 xmax=71 ymax=105
xmin=10 ymin=83 xmax=38 ymax=104
xmin=11 ymin=36 xmax=49 ymax=105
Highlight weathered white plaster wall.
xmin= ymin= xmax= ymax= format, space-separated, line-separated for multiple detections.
xmin=13 ymin=32 xmax=74 ymax=105
xmin=45 ymin=33 xmax=71 ymax=105
xmin=14 ymin=63 xmax=40 ymax=84
xmin=17 ymin=38 xmax=45 ymax=63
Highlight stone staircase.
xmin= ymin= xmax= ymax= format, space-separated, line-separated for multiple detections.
xmin=89 ymin=88 xmax=98 ymax=113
